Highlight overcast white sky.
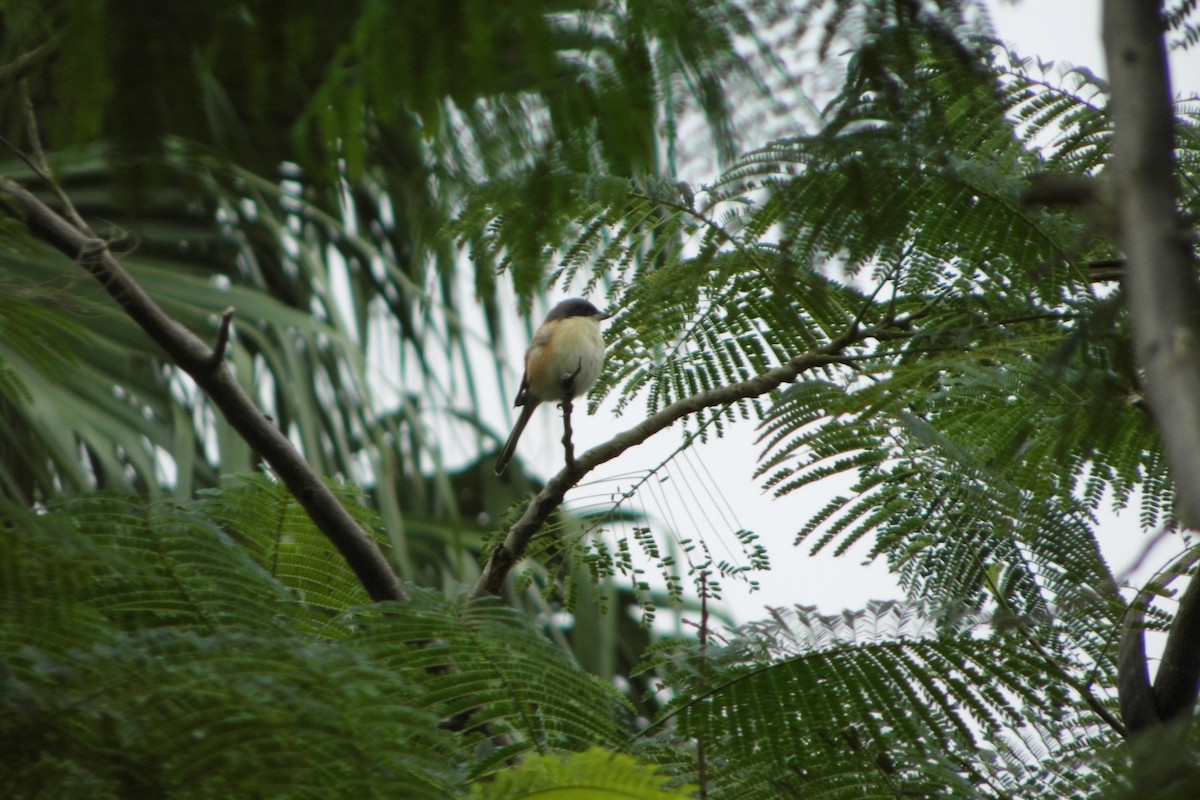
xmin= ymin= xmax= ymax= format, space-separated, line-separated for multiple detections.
xmin=473 ymin=1 xmax=1200 ymax=629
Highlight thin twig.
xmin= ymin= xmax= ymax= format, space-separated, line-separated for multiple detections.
xmin=15 ymin=78 xmax=89 ymax=233
xmin=208 ymin=307 xmax=236 ymax=368
xmin=0 ymin=33 xmax=63 ymax=87
xmin=561 ymin=395 xmax=576 ymax=473
xmin=560 ymin=361 xmax=584 ymax=472
xmin=697 ymin=571 xmax=710 ymax=800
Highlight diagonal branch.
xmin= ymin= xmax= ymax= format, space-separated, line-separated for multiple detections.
xmin=1153 ymin=557 xmax=1200 ymax=723
xmin=469 ymin=323 xmax=879 ymax=599
xmin=1103 ymin=0 xmax=1200 ymax=734
xmin=1118 ymin=594 xmax=1162 ymax=735
xmin=0 ymin=33 xmax=63 ymax=87
xmin=1 ymin=178 xmax=406 ymax=603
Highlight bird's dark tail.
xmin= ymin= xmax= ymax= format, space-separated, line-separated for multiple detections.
xmin=494 ymin=402 xmax=539 ymax=475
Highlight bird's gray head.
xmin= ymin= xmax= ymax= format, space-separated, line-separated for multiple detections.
xmin=545 ymin=297 xmax=610 ymax=322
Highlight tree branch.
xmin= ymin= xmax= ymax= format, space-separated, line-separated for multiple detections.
xmin=1154 ymin=560 xmax=1200 ymax=722
xmin=1118 ymin=591 xmax=1163 ymax=735
xmin=0 ymin=33 xmax=62 ymax=87
xmin=1103 ymin=0 xmax=1200 ymax=733
xmin=1 ymin=178 xmax=406 ymax=603
xmin=469 ymin=324 xmax=872 ymax=599
xmin=561 ymin=395 xmax=577 ymax=472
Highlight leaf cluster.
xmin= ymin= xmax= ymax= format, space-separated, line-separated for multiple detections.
xmin=0 ymin=480 xmax=644 ymax=796
xmin=638 ymin=602 xmax=1118 ymax=798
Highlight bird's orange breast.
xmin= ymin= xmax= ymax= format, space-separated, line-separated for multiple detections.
xmin=525 ymin=317 xmax=605 ymax=402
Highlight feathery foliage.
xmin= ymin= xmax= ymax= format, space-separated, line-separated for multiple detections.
xmin=635 ymin=601 xmax=1118 ymax=799
xmin=455 ymin=2 xmax=1200 ymax=794
xmin=0 ymin=491 xmax=458 ymax=797
xmin=8 ymin=0 xmax=1200 ymax=797
xmin=0 ymin=483 xmax=655 ymax=794
xmin=349 ymin=595 xmax=634 ymax=777
xmin=469 ymin=748 xmax=695 ymax=799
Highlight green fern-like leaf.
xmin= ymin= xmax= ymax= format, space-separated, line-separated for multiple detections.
xmin=199 ymin=474 xmax=379 ymax=627
xmin=0 ymin=491 xmax=461 ymax=798
xmin=347 ymin=588 xmax=635 ymax=777
xmin=640 ymin=601 xmax=1119 ymax=799
xmin=469 ymin=748 xmax=694 ymax=799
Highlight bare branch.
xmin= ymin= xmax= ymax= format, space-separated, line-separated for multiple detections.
xmin=1103 ymin=0 xmax=1200 ymax=732
xmin=1118 ymin=595 xmax=1162 ymax=735
xmin=0 ymin=33 xmax=62 ymax=87
xmin=469 ymin=324 xmax=870 ymax=599
xmin=1103 ymin=2 xmax=1200 ymax=523
xmin=561 ymin=395 xmax=577 ymax=473
xmin=1 ymin=178 xmax=406 ymax=603
xmin=208 ymin=307 xmax=236 ymax=368
xmin=3 ymin=78 xmax=91 ymax=234
xmin=1155 ymin=564 xmax=1200 ymax=723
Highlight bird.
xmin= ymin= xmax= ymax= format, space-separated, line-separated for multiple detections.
xmin=494 ymin=297 xmax=610 ymax=475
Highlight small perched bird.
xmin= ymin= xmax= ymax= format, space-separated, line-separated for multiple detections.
xmin=494 ymin=297 xmax=610 ymax=475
